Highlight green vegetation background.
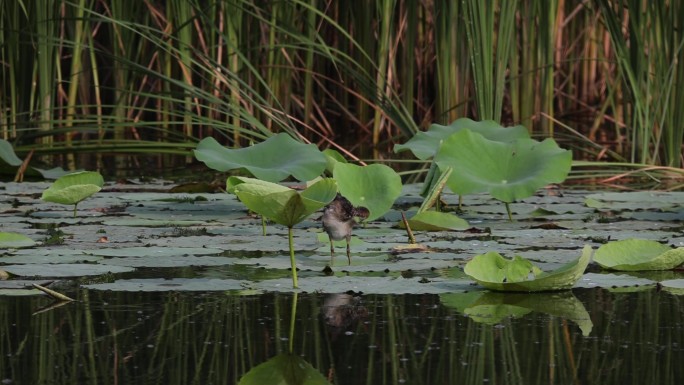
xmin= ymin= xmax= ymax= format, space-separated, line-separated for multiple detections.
xmin=1 ymin=0 xmax=682 ymax=178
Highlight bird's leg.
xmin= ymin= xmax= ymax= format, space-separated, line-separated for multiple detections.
xmin=346 ymin=236 xmax=352 ymax=265
xmin=329 ymin=240 xmax=335 ymax=266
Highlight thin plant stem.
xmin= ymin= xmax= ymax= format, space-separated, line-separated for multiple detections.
xmin=288 ymin=226 xmax=298 ymax=288
xmin=261 ymin=215 xmax=266 ymax=236
xmin=288 ymin=292 xmax=298 ymax=353
xmin=504 ymin=202 xmax=513 ymax=221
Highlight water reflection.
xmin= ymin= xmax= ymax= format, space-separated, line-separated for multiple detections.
xmin=1 ymin=288 xmax=683 ymax=384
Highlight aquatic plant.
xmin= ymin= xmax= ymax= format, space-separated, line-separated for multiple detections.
xmin=463 ymin=245 xmax=592 ymax=292
xmin=41 ymin=171 xmax=104 ymax=217
xmin=227 ymin=176 xmax=337 ymax=288
xmin=594 ymin=239 xmax=684 ymax=271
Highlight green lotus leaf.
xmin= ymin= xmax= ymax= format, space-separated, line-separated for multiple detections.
xmin=226 ymin=176 xmax=291 ymax=194
xmin=194 ymin=133 xmax=327 ymax=182
xmin=400 ymin=210 xmax=469 ymax=231
xmin=463 ymin=245 xmax=593 ymax=292
xmin=434 ymin=129 xmax=572 ymax=202
xmin=333 ymin=163 xmax=402 ymax=221
xmin=229 ymin=177 xmax=337 ymax=227
xmin=0 ymin=232 xmax=36 ymax=248
xmin=394 ymin=118 xmax=530 ymax=160
xmin=594 ymin=239 xmax=683 ymax=271
xmin=41 ymin=171 xmax=104 ymax=205
xmin=238 ymin=353 xmax=330 ymax=385
xmin=322 ymin=148 xmax=347 ymax=173
xmin=0 ymin=139 xmax=22 ymax=166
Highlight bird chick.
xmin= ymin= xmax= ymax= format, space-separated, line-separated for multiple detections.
xmin=321 ymin=194 xmax=369 ymax=265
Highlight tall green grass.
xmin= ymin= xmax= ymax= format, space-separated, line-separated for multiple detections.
xmin=0 ymin=1 xmax=682 ymax=175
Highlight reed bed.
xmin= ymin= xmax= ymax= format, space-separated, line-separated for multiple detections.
xmin=0 ymin=0 xmax=682 ymax=174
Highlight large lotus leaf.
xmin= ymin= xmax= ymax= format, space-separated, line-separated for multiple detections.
xmin=594 ymin=239 xmax=683 ymax=271
xmin=230 ymin=177 xmax=337 ymax=227
xmin=0 ymin=232 xmax=36 ymax=248
xmin=333 ymin=163 xmax=402 ymax=221
xmin=194 ymin=134 xmax=327 ymax=182
xmin=41 ymin=171 xmax=104 ymax=205
xmin=463 ymin=245 xmax=592 ymax=292
xmin=238 ymin=353 xmax=330 ymax=385
xmin=394 ymin=118 xmax=530 ymax=159
xmin=435 ymin=129 xmax=571 ymax=202
xmin=0 ymin=139 xmax=22 ymax=166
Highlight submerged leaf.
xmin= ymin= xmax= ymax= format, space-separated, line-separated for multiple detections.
xmin=194 ymin=134 xmax=327 ymax=182
xmin=434 ymin=129 xmax=572 ymax=202
xmin=463 ymin=245 xmax=593 ymax=291
xmin=594 ymin=239 xmax=684 ymax=271
xmin=394 ymin=118 xmax=530 ymax=159
xmin=41 ymin=171 xmax=104 ymax=205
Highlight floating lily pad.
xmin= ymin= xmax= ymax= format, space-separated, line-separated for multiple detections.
xmin=2 ymin=263 xmax=134 ymax=278
xmin=594 ymin=239 xmax=684 ymax=271
xmin=0 ymin=232 xmax=36 ymax=248
xmin=238 ymin=353 xmax=330 ymax=385
xmin=463 ymin=245 xmax=592 ymax=291
xmin=0 ymin=288 xmax=44 ymax=296
xmin=253 ymin=276 xmax=472 ymax=294
xmin=394 ymin=118 xmax=530 ymax=159
xmin=103 ymin=218 xmax=208 ymax=227
xmin=41 ymin=171 xmax=104 ymax=206
xmin=333 ymin=163 xmax=402 ymax=221
xmin=85 ymin=246 xmax=224 ymax=258
xmin=84 ymin=278 xmax=247 ymax=292
xmin=435 ymin=129 xmax=572 ymax=202
xmin=574 ymin=272 xmax=655 ymax=291
xmin=585 ymin=191 xmax=684 ymax=211
xmin=194 ymin=133 xmax=327 ymax=182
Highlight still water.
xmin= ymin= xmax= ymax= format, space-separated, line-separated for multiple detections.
xmin=1 ymin=287 xmax=682 ymax=385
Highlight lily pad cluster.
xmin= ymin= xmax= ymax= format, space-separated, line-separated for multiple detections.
xmin=194 ymin=133 xmax=402 ymax=223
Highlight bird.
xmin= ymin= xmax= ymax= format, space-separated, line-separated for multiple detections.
xmin=321 ymin=194 xmax=369 ymax=265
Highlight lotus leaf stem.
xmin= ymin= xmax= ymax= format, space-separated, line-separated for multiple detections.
xmin=288 ymin=227 xmax=298 ymax=288
xmin=505 ymin=202 xmax=513 ymax=221
xmin=288 ymin=292 xmax=298 ymax=353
